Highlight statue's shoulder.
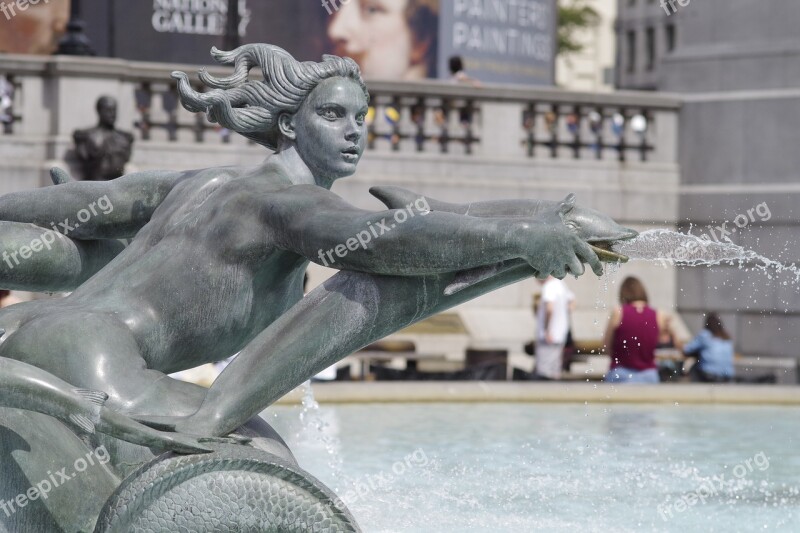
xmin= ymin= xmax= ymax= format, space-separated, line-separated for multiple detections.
xmin=117 ymin=130 xmax=134 ymax=143
xmin=73 ymin=127 xmax=91 ymax=141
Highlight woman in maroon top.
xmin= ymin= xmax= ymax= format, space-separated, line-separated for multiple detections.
xmin=603 ymin=277 xmax=676 ymax=383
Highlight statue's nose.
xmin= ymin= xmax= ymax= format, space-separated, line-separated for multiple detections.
xmin=345 ymin=128 xmax=361 ymax=143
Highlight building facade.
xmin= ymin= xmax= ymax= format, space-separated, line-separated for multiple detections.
xmin=617 ymin=0 xmax=800 ymax=362
xmin=614 ymin=0 xmax=680 ymax=90
xmin=555 ymin=0 xmax=617 ymax=92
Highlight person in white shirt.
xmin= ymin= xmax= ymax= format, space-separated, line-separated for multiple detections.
xmin=535 ymin=276 xmax=575 ymax=380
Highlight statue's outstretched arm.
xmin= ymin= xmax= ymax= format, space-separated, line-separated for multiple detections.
xmin=369 ymin=185 xmax=635 ymax=291
xmin=265 ymin=185 xmax=602 ymax=279
xmin=0 ymin=221 xmax=125 ymax=292
xmin=0 ymin=168 xmax=185 ymax=239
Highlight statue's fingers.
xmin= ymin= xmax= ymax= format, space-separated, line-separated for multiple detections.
xmin=575 ymin=240 xmax=603 ymax=277
xmin=566 ymin=256 xmax=585 ymax=277
xmin=199 ymin=435 xmax=253 ymax=446
xmin=526 ymin=257 xmax=549 ymax=280
xmin=169 ymin=436 xmax=214 ymax=454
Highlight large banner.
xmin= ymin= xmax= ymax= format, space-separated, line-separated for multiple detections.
xmin=318 ymin=0 xmax=555 ymax=84
xmin=438 ymin=0 xmax=555 ymax=85
xmin=81 ymin=0 xmax=329 ymax=63
xmin=4 ymin=0 xmax=555 ymax=86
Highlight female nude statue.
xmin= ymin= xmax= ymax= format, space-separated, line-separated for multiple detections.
xmin=0 ymin=44 xmax=633 ymax=441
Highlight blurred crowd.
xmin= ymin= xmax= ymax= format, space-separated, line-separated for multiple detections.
xmin=532 ymin=275 xmax=735 ymax=384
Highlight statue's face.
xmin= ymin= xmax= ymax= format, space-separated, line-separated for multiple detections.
xmin=292 ymin=77 xmax=368 ymax=181
xmin=97 ymin=99 xmax=117 ymax=128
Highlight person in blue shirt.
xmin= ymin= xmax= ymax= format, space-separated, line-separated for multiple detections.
xmin=683 ymin=313 xmax=735 ymax=382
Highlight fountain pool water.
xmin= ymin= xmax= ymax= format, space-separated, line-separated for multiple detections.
xmin=265 ymin=402 xmax=800 ymax=533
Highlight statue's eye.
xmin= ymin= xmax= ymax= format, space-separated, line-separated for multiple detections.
xmin=320 ymin=106 xmax=344 ymax=120
xmin=565 ymin=221 xmax=579 ymax=231
xmin=356 ymin=113 xmax=366 ymax=125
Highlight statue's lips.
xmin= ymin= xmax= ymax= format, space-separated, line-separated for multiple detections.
xmin=341 ymin=147 xmax=360 ymax=162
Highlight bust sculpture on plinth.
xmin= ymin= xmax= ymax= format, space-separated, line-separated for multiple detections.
xmin=0 ymin=44 xmax=636 ymax=531
xmin=73 ymin=96 xmax=134 ymax=181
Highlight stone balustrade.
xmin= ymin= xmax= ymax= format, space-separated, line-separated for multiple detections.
xmin=0 ymin=54 xmax=680 ymax=165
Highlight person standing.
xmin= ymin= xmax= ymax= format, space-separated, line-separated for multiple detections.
xmin=448 ymin=56 xmax=481 ymax=87
xmin=535 ymin=276 xmax=575 ymax=380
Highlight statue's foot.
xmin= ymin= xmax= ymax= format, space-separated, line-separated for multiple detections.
xmin=132 ymin=413 xmax=252 ymax=448
xmin=162 ymin=433 xmax=251 ymax=455
xmin=197 ymin=435 xmax=252 ymax=446
xmin=129 ymin=413 xmax=180 ymax=432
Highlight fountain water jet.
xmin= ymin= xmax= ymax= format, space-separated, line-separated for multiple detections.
xmin=612 ymin=229 xmax=800 ymax=282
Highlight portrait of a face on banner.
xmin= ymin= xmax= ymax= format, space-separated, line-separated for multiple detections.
xmin=0 ymin=0 xmax=69 ymax=55
xmin=320 ymin=0 xmax=554 ymax=85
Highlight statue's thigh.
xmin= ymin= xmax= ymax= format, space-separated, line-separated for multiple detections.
xmin=0 ymin=409 xmax=118 ymax=532
xmin=0 ymin=312 xmax=155 ymax=410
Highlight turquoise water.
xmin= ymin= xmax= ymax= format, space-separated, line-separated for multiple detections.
xmin=264 ymin=402 xmax=800 ymax=533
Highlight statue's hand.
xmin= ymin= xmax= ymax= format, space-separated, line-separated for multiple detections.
xmin=519 ymin=221 xmax=603 ymax=279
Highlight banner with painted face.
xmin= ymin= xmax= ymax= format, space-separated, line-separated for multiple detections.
xmin=0 ymin=0 xmax=69 ymax=55
xmin=319 ymin=0 xmax=555 ymax=85
xmin=2 ymin=0 xmax=554 ymax=86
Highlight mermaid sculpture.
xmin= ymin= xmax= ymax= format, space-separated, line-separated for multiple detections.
xmin=0 ymin=44 xmax=636 ymax=531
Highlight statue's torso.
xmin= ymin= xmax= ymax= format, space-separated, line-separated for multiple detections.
xmin=74 ymin=126 xmax=134 ymax=181
xmin=68 ymin=169 xmax=310 ymax=372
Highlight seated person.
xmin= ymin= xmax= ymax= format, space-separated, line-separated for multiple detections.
xmin=603 ymin=276 xmax=676 ymax=384
xmin=683 ymin=313 xmax=734 ymax=383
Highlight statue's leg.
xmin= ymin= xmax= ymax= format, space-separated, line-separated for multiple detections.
xmin=177 ymin=263 xmax=533 ymax=436
xmin=0 ymin=221 xmax=124 ymax=292
xmin=0 ymin=310 xmax=206 ymax=415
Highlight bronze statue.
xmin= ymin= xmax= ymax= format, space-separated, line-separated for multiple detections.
xmin=73 ymin=96 xmax=134 ymax=181
xmin=0 ymin=44 xmax=636 ymax=530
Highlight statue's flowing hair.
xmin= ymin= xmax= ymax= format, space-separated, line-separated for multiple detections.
xmin=173 ymin=44 xmax=368 ymax=150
